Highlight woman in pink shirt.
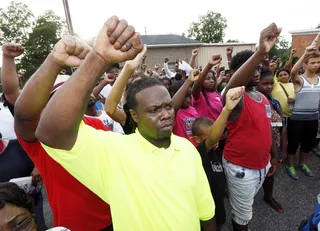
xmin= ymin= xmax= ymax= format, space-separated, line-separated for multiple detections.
xmin=171 ymin=70 xmax=200 ymax=145
xmin=192 ymin=55 xmax=223 ymax=122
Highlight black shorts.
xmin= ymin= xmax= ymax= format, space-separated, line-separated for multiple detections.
xmin=287 ymin=119 xmax=318 ymax=154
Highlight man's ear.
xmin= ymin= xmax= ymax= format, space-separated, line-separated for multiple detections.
xmin=129 ymin=109 xmax=139 ymax=123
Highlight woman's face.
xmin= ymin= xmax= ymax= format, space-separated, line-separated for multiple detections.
xmin=277 ymin=71 xmax=290 ymax=83
xmin=203 ymin=72 xmax=215 ymax=90
xmin=0 ymin=204 xmax=37 ymax=231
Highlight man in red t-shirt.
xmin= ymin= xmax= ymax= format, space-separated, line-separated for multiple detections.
xmin=2 ymin=40 xmax=113 ymax=230
xmin=221 ymin=24 xmax=281 ymax=231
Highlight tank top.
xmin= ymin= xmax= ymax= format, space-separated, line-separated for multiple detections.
xmin=291 ymin=76 xmax=320 ymax=121
xmin=224 ymin=92 xmax=272 ymax=169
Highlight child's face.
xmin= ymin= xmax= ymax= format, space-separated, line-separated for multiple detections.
xmin=203 ymin=72 xmax=215 ymax=90
xmin=182 ymin=89 xmax=192 ymax=109
xmin=277 ymin=71 xmax=290 ymax=83
xmin=257 ymin=75 xmax=274 ymax=96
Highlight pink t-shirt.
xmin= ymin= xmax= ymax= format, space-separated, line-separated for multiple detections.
xmin=192 ymin=91 xmax=223 ymax=121
xmin=173 ymin=106 xmax=198 ymax=146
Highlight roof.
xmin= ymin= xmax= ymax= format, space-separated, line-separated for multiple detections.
xmin=289 ymin=28 xmax=320 ymax=35
xmin=140 ymin=34 xmax=202 ymax=46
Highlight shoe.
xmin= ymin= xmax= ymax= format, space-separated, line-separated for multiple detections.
xmin=299 ymin=164 xmax=314 ymax=177
xmin=286 ymin=166 xmax=299 ymax=180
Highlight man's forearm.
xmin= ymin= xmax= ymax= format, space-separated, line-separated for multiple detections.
xmin=14 ymin=54 xmax=63 ymax=141
xmin=36 ymin=51 xmax=111 ymax=149
xmin=270 ymin=128 xmax=278 ymax=160
xmin=1 ymin=56 xmax=20 ymax=104
xmin=15 ymin=54 xmax=62 ymax=120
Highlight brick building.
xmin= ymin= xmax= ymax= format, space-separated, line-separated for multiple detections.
xmin=289 ymin=28 xmax=320 ymax=58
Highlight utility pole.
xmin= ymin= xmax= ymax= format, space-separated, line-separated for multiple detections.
xmin=62 ymin=0 xmax=74 ymax=35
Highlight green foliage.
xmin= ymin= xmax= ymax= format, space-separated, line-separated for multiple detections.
xmin=187 ymin=11 xmax=227 ymax=43
xmin=268 ymin=36 xmax=291 ymax=65
xmin=0 ymin=1 xmax=34 ymax=45
xmin=18 ymin=10 xmax=67 ymax=80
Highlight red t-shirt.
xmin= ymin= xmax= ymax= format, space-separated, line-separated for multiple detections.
xmin=224 ymin=93 xmax=272 ymax=169
xmin=16 ymin=117 xmax=112 ymax=230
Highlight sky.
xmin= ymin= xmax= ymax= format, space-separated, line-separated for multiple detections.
xmin=0 ymin=0 xmax=319 ymax=66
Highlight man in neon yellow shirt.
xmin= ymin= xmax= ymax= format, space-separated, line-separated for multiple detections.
xmin=35 ymin=16 xmax=216 ymax=231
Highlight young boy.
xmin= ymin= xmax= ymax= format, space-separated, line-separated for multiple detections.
xmin=287 ymin=46 xmax=320 ymax=179
xmin=192 ymin=86 xmax=245 ymax=230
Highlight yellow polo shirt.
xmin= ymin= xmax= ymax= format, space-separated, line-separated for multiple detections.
xmin=272 ymin=81 xmax=296 ymax=117
xmin=41 ymin=122 xmax=215 ymax=231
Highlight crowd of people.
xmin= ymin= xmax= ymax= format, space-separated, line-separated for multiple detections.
xmin=0 ymin=15 xmax=320 ymax=231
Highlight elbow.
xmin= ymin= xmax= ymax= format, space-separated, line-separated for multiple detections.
xmin=104 ymin=102 xmax=116 ymax=115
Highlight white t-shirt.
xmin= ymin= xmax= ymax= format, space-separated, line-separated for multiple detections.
xmin=0 ymin=103 xmax=16 ymax=140
xmin=85 ymin=110 xmax=124 ymax=134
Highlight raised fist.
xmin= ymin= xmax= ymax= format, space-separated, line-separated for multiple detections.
xmin=209 ymin=55 xmax=222 ymax=66
xmin=164 ymin=57 xmax=169 ymax=63
xmin=226 ymin=47 xmax=233 ymax=56
xmin=93 ymin=16 xmax=144 ymax=64
xmin=304 ymin=46 xmax=317 ymax=57
xmin=226 ymin=86 xmax=245 ymax=111
xmin=126 ymin=45 xmax=147 ymax=71
xmin=291 ymin=48 xmax=296 ymax=54
xmin=2 ymin=43 xmax=24 ymax=58
xmin=192 ymin=48 xmax=199 ymax=57
xmin=154 ymin=64 xmax=160 ymax=70
xmin=258 ymin=23 xmax=282 ymax=54
xmin=52 ymin=36 xmax=91 ymax=67
xmin=188 ymin=69 xmax=200 ymax=82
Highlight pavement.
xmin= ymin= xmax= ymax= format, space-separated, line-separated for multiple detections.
xmin=41 ymin=151 xmax=320 ymax=231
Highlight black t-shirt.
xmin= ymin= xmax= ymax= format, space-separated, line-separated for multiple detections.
xmin=0 ymin=139 xmax=34 ymax=182
xmin=196 ymin=141 xmax=226 ymax=226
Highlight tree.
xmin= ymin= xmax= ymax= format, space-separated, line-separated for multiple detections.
xmin=268 ymin=36 xmax=292 ymax=65
xmin=0 ymin=1 xmax=34 ymax=45
xmin=186 ymin=11 xmax=227 ymax=43
xmin=18 ymin=10 xmax=67 ymax=80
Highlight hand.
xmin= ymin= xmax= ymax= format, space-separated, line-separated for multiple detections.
xmin=209 ymin=55 xmax=222 ymax=66
xmin=2 ymin=43 xmax=24 ymax=58
xmin=52 ymin=36 xmax=91 ymax=67
xmin=188 ymin=69 xmax=200 ymax=82
xmin=225 ymin=86 xmax=245 ymax=111
xmin=291 ymin=48 xmax=296 ymax=54
xmin=304 ymin=45 xmax=317 ymax=57
xmin=267 ymin=158 xmax=278 ymax=177
xmin=154 ymin=64 xmax=160 ymax=70
xmin=125 ymin=45 xmax=147 ymax=71
xmin=141 ymin=64 xmax=147 ymax=69
xmin=258 ymin=23 xmax=282 ymax=54
xmin=164 ymin=57 xmax=169 ymax=63
xmin=93 ymin=16 xmax=144 ymax=64
xmin=103 ymin=73 xmax=116 ymax=84
xmin=31 ymin=167 xmax=42 ymax=184
xmin=192 ymin=48 xmax=200 ymax=57
xmin=226 ymin=47 xmax=233 ymax=56
xmin=213 ymin=143 xmax=219 ymax=150
xmin=146 ymin=69 xmax=153 ymax=76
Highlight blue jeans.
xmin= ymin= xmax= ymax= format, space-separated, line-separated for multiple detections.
xmin=222 ymin=157 xmax=270 ymax=225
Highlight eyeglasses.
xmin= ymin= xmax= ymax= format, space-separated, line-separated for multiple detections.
xmin=12 ymin=214 xmax=36 ymax=231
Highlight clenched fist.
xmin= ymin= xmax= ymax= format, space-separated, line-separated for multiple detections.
xmin=93 ymin=16 xmax=144 ymax=65
xmin=52 ymin=36 xmax=91 ymax=67
xmin=2 ymin=43 xmax=24 ymax=58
